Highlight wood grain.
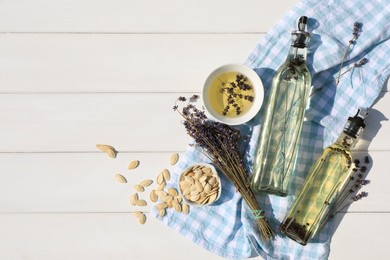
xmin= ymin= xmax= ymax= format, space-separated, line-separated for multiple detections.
xmin=0 ymin=0 xmax=297 ymax=33
xmin=0 ymin=34 xmax=262 ymax=93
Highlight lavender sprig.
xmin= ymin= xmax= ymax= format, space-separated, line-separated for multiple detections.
xmin=336 ymin=22 xmax=363 ymax=85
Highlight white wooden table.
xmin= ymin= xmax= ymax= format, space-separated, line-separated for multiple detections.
xmin=0 ymin=0 xmax=389 ymax=259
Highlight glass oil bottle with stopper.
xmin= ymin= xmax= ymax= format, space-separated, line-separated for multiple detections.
xmin=280 ymin=108 xmax=368 ymax=245
xmin=251 ymin=16 xmax=311 ymax=196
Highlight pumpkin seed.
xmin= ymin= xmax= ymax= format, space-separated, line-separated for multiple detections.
xmin=114 ymin=174 xmax=127 ymax=183
xmin=182 ymin=203 xmax=189 ymax=214
xmin=168 ymin=188 xmax=178 ymax=197
xmin=128 ymin=160 xmax=140 ymax=170
xmin=133 ymin=211 xmax=143 ymax=218
xmin=136 ymin=199 xmax=147 ymax=206
xmin=162 ymin=169 xmax=170 ymax=181
xmin=161 ymin=195 xmax=173 ymax=204
xmin=184 ymin=176 xmax=194 ymax=185
xmin=157 ymin=173 xmax=164 ymax=185
xmin=195 ymin=181 xmax=203 ymax=193
xmin=158 ymin=209 xmax=166 ymax=217
xmin=190 ymin=194 xmax=200 ymax=201
xmin=172 ymin=201 xmax=182 ymax=212
xmin=156 ymin=202 xmax=168 ymax=210
xmin=170 ymin=153 xmax=179 ymax=165
xmin=208 ymin=193 xmax=218 ymax=203
xmin=155 ymin=190 xmax=168 ymax=197
xmin=96 ymin=144 xmax=117 ymax=158
xmin=133 ymin=185 xmax=145 ymax=192
xmin=130 ymin=193 xmax=139 ymax=206
xmin=139 ymin=179 xmax=153 ymax=187
xmin=204 ymin=183 xmax=212 ymax=194
xmin=150 ymin=190 xmax=158 ymax=202
xmin=157 ymin=182 xmax=166 ymax=190
xmin=202 ymin=167 xmax=212 ymax=174
xmin=138 ymin=213 xmax=146 ymax=224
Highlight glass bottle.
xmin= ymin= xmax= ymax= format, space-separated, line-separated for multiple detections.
xmin=251 ymin=16 xmax=312 ymax=196
xmin=280 ymin=108 xmax=368 ymax=245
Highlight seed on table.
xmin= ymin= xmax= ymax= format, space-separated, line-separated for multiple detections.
xmin=157 ymin=173 xmax=164 ymax=185
xmin=155 ymin=190 xmax=168 ymax=197
xmin=162 ymin=169 xmax=171 ymax=181
xmin=133 ymin=185 xmax=145 ymax=192
xmin=115 ymin=174 xmax=127 ymax=183
xmin=158 ymin=209 xmax=166 ymax=217
xmin=138 ymin=213 xmax=146 ymax=224
xmin=128 ymin=160 xmax=140 ymax=170
xmin=157 ymin=182 xmax=166 ymax=190
xmin=182 ymin=204 xmax=189 ymax=214
xmin=150 ymin=190 xmax=158 ymax=202
xmin=161 ymin=195 xmax=174 ymax=204
xmin=96 ymin=144 xmax=118 ymax=158
xmin=132 ymin=211 xmax=143 ymax=218
xmin=130 ymin=193 xmax=139 ymax=206
xmin=175 ymin=196 xmax=183 ymax=203
xmin=168 ymin=188 xmax=178 ymax=197
xmin=136 ymin=199 xmax=147 ymax=207
xmin=156 ymin=202 xmax=168 ymax=210
xmin=172 ymin=201 xmax=182 ymax=212
xmin=170 ymin=153 xmax=179 ymax=165
xmin=139 ymin=179 xmax=153 ymax=187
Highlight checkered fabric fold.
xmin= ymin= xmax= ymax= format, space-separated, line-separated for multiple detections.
xmin=152 ymin=0 xmax=390 ymax=259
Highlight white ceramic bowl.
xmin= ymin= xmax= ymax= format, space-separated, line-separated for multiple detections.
xmin=202 ymin=64 xmax=264 ymax=125
xmin=178 ymin=163 xmax=221 ymax=207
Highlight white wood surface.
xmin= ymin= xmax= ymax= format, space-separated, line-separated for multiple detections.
xmin=0 ymin=0 xmax=389 ymax=259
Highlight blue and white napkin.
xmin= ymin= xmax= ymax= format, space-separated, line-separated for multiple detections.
xmin=153 ymin=0 xmax=390 ymax=259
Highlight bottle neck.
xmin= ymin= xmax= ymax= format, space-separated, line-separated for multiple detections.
xmin=334 ymin=132 xmax=359 ymax=149
xmin=286 ymin=45 xmax=308 ymax=63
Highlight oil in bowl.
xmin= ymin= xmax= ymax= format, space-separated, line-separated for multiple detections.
xmin=203 ymin=64 xmax=263 ymax=125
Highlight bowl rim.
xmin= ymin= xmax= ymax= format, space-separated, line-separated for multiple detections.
xmin=202 ymin=63 xmax=264 ymax=125
xmin=178 ymin=163 xmax=221 ymax=207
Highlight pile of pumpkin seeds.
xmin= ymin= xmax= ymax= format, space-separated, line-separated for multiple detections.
xmin=97 ymin=144 xmax=188 ymax=225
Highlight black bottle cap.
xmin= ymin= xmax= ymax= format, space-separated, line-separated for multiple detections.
xmin=344 ymin=107 xmax=368 ymax=138
xmin=293 ymin=16 xmax=310 ymax=48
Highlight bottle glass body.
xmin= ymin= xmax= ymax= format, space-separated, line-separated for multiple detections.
xmin=280 ymin=132 xmax=357 ymax=245
xmin=251 ymin=42 xmax=311 ymax=196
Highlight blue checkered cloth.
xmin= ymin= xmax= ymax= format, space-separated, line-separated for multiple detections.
xmin=152 ymin=0 xmax=390 ymax=259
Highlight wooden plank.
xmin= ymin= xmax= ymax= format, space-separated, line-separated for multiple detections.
xmin=0 ymin=213 xmax=224 ymax=260
xmin=0 ymin=153 xmax=182 ymax=212
xmin=330 ymin=213 xmax=390 ymax=259
xmin=0 ymin=0 xmax=298 ymax=33
xmin=0 ymin=92 xmax=389 ymax=152
xmin=0 ymin=212 xmax=387 ymax=259
xmin=0 ymin=151 xmax=388 ymax=213
xmin=0 ymin=34 xmax=262 ymax=93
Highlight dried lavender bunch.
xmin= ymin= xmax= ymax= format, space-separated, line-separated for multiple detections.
xmin=219 ymin=74 xmax=254 ymax=116
xmin=174 ymin=95 xmax=273 ymax=241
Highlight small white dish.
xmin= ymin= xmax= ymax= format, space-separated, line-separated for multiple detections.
xmin=202 ymin=64 xmax=264 ymax=125
xmin=178 ymin=163 xmax=221 ymax=207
